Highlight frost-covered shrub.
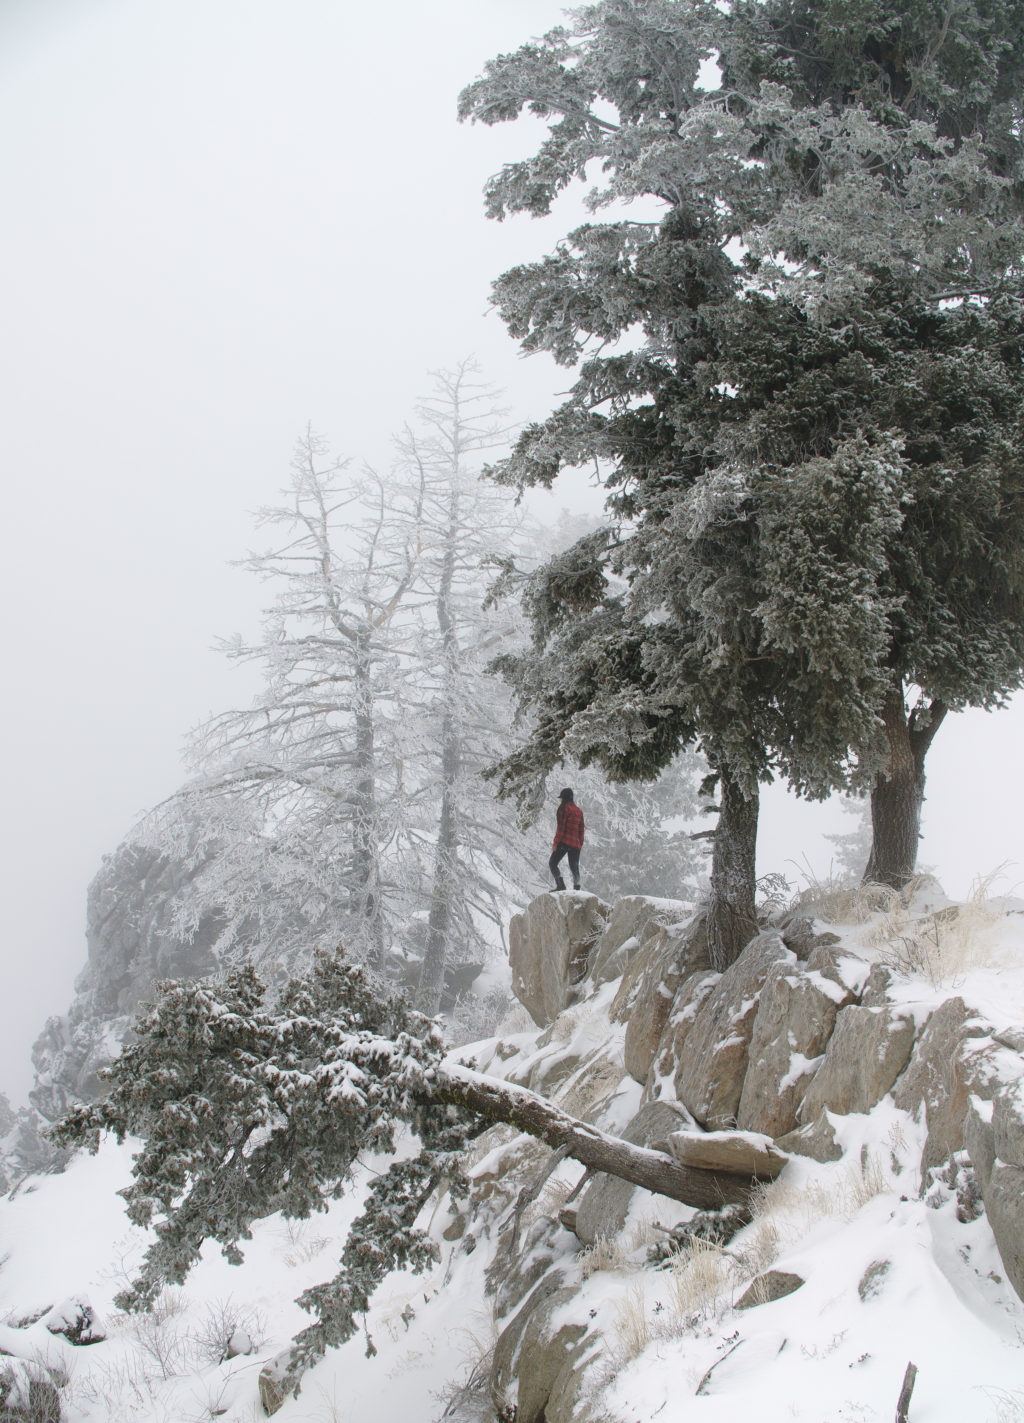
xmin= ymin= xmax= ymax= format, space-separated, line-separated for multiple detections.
xmin=52 ymin=951 xmax=473 ymax=1393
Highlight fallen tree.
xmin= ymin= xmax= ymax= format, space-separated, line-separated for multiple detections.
xmin=440 ymin=1061 xmax=752 ymax=1211
xmin=52 ymin=953 xmax=754 ymax=1394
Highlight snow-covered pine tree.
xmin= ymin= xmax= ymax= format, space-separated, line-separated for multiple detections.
xmin=50 ymin=952 xmax=473 ymax=1390
xmin=52 ymin=953 xmax=739 ymax=1398
xmin=460 ymin=0 xmax=1024 ymax=962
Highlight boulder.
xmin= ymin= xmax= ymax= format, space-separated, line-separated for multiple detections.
xmin=575 ymin=1100 xmax=697 ymax=1245
xmin=668 ymin=1129 xmax=788 ymax=1180
xmin=892 ymin=998 xmax=995 ymax=1179
xmin=644 ymin=970 xmax=720 ymax=1099
xmin=964 ymin=1095 xmax=996 ymax=1195
xmin=985 ymin=1164 xmax=1024 ymax=1303
xmin=622 ymin=913 xmax=710 ymax=1085
xmin=799 ymin=1004 xmax=917 ymax=1123
xmin=776 ymin=913 xmax=840 ymax=961
xmin=992 ymin=1077 xmax=1024 ymax=1169
xmin=674 ymin=933 xmax=795 ymax=1129
xmin=43 ymin=1296 xmax=105 ymax=1346
xmin=0 ymin=1362 xmax=61 ymax=1423
xmin=735 ymin=1270 xmax=805 ymax=1310
xmin=490 ymin=1273 xmax=595 ymax=1423
xmin=775 ymin=1108 xmax=842 ymax=1164
xmin=590 ymin=897 xmax=690 ymax=985
xmin=509 ymin=893 xmax=610 ymax=1027
xmin=258 ymin=1352 xmax=295 ymax=1416
xmin=736 ymin=956 xmax=859 ymax=1137
xmin=860 ymin=961 xmax=896 ymax=1007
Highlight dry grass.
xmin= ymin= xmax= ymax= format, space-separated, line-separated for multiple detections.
xmin=793 ymin=873 xmax=902 ymax=925
xmin=983 ymin=1387 xmax=1024 ymax=1422
xmin=579 ymin=1236 xmax=629 ymax=1277
xmin=745 ymin=1151 xmax=889 ymax=1262
xmin=612 ymin=1285 xmax=652 ymax=1360
xmin=866 ymin=870 xmax=1011 ymax=984
xmin=666 ymin=1237 xmax=732 ymax=1323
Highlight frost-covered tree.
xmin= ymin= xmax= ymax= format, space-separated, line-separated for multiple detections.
xmin=139 ymin=372 xmax=546 ymax=1001
xmin=392 ymin=363 xmax=541 ymax=1012
xmin=53 ymin=953 xmax=748 ymax=1398
xmin=144 ymin=435 xmax=425 ymax=974
xmin=461 ymin=0 xmax=1024 ymax=960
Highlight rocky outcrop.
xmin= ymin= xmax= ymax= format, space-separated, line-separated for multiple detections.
xmin=29 ymin=843 xmax=228 ymax=1125
xmin=590 ymin=896 xmax=689 ymax=986
xmin=798 ymin=1003 xmax=918 ymax=1123
xmin=892 ymin=997 xmax=995 ymax=1177
xmin=736 ymin=952 xmax=860 ymax=1137
xmin=620 ymin=913 xmax=710 ymax=1085
xmin=509 ymin=894 xmax=611 ymax=1028
xmin=673 ymin=932 xmax=795 ymax=1129
xmin=574 ymin=1100 xmax=697 ymax=1245
xmin=491 ymin=1273 xmax=595 ymax=1423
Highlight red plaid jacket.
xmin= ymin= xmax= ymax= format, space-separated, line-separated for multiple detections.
xmin=554 ymin=801 xmax=585 ymax=850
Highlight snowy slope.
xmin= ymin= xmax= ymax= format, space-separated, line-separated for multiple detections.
xmin=2 ymin=882 xmax=1024 ymax=1423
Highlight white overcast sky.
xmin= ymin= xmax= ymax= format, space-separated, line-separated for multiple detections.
xmin=2 ymin=0 xmax=1023 ymax=1103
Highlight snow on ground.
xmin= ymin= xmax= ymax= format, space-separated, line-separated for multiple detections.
xmin=2 ymin=882 xmax=1024 ymax=1421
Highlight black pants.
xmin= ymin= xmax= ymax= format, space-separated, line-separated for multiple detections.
xmin=549 ymin=842 xmax=581 ymax=890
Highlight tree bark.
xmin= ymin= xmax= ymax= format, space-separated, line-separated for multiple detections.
xmin=863 ymin=683 xmax=946 ymax=890
xmin=438 ymin=1063 xmax=756 ymax=1211
xmin=351 ymin=632 xmax=386 ymax=972
xmin=418 ymin=498 xmax=460 ymax=1016
xmin=706 ymin=766 xmax=759 ymax=972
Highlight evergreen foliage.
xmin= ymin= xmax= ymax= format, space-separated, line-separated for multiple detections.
xmin=52 ymin=953 xmax=472 ymax=1385
xmin=461 ymin=0 xmax=1024 ymax=927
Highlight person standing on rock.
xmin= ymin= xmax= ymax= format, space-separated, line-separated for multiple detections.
xmin=549 ymin=787 xmax=584 ymax=892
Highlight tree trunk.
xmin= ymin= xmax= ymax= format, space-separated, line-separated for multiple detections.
xmin=351 ymin=633 xmax=386 ymax=972
xmin=418 ymin=493 xmax=461 ymax=1016
xmin=707 ymin=766 xmax=759 ymax=972
xmin=863 ymin=683 xmax=946 ymax=890
xmin=417 ymin=733 xmax=458 ymax=1015
xmin=439 ymin=1063 xmax=757 ymax=1211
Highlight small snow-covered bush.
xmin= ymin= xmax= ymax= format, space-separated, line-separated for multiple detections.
xmin=190 ymin=1297 xmax=267 ymax=1365
xmin=0 ymin=1357 xmax=64 ymax=1423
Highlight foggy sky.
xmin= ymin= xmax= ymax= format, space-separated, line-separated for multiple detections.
xmin=2 ymin=0 xmax=1022 ymax=1103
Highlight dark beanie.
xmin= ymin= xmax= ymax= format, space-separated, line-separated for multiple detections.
xmin=559 ymin=787 xmax=574 ymax=800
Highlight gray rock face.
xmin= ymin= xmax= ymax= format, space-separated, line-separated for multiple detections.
xmin=574 ymin=1100 xmax=696 ymax=1245
xmin=674 ymin=933 xmax=795 ymax=1129
xmin=509 ymin=893 xmax=611 ymax=1028
xmin=622 ymin=913 xmax=710 ymax=1085
xmin=590 ymin=896 xmax=690 ymax=986
xmin=775 ymin=1108 xmax=842 ymax=1163
xmin=30 ymin=842 xmax=227 ymax=1123
xmin=644 ymin=970 xmax=720 ymax=1100
xmin=798 ymin=1004 xmax=918 ymax=1123
xmin=892 ymin=998 xmax=994 ymax=1178
xmin=737 ymin=955 xmax=859 ymax=1138
xmin=985 ymin=1165 xmax=1024 ymax=1302
xmin=490 ymin=1273 xmax=594 ymax=1423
